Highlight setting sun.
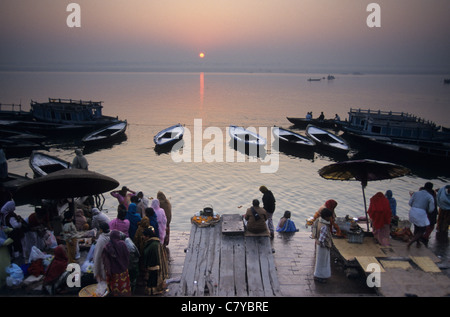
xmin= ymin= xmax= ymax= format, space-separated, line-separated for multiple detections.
xmin=199 ymin=52 xmax=205 ymax=59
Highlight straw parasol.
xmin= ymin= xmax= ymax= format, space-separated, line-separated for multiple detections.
xmin=318 ymin=159 xmax=411 ymax=231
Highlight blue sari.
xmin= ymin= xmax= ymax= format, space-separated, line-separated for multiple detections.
xmin=276 ymin=218 xmax=298 ymax=232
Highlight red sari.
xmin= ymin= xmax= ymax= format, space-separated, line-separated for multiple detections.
xmin=368 ymin=192 xmax=392 ymax=246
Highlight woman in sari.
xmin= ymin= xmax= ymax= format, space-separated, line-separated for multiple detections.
xmin=102 ymin=230 xmax=131 ymax=296
xmin=43 ymin=245 xmax=68 ymax=294
xmin=0 ymin=201 xmax=26 ymax=258
xmin=367 ymin=192 xmax=392 ymax=246
xmin=157 ymin=191 xmax=172 ymax=246
xmin=313 ymin=199 xmax=342 ymax=236
xmin=142 ymin=226 xmax=168 ymax=295
xmin=133 ymin=216 xmax=150 ymax=255
xmin=276 ymin=210 xmax=299 ymax=233
xmin=151 ymin=199 xmax=167 ymax=244
xmin=126 ymin=199 xmax=142 ymax=240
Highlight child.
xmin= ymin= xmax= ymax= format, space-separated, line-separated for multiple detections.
xmin=312 ymin=208 xmax=333 ymax=283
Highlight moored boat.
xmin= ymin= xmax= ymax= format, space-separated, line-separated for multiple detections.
xmin=343 ymin=108 xmax=447 ymax=141
xmin=354 ymin=134 xmax=450 ymax=161
xmin=29 ymin=151 xmax=70 ymax=177
xmin=229 ymin=125 xmax=266 ymax=147
xmin=306 ymin=124 xmax=349 ymax=154
xmin=287 ymin=117 xmax=339 ymax=129
xmin=82 ymin=121 xmax=127 ymax=145
xmin=154 ymin=124 xmax=184 ymax=148
xmin=342 ymin=108 xmax=450 ymax=159
xmin=273 ymin=126 xmax=315 ymax=150
xmin=30 ymin=98 xmax=120 ymax=128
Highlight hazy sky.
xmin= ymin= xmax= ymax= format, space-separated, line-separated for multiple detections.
xmin=1 ymin=0 xmax=449 ymax=73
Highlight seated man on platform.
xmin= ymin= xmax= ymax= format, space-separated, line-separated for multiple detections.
xmin=244 ymin=199 xmax=269 ymax=234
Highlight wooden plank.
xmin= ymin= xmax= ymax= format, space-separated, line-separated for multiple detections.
xmin=195 ymin=225 xmax=214 ymax=296
xmin=205 ymin=222 xmax=221 ymax=296
xmin=245 ymin=237 xmax=264 ymax=296
xmin=355 ymin=256 xmax=385 ymax=272
xmin=178 ymin=217 xmax=281 ymax=297
xmin=233 ymin=236 xmax=247 ymax=296
xmin=258 ymin=236 xmax=281 ymax=296
xmin=410 ymin=256 xmax=441 ymax=273
xmin=379 ymin=259 xmax=412 ymax=270
xmin=219 ymin=235 xmax=236 ymax=296
xmin=183 ymin=224 xmax=203 ymax=295
xmin=222 ymin=214 xmax=245 ymax=235
xmin=333 ymin=237 xmax=386 ymax=262
xmin=257 ymin=237 xmax=275 ymax=296
xmin=177 ymin=224 xmax=198 ymax=295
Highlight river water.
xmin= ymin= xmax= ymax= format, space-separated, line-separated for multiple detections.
xmin=1 ymin=71 xmax=449 ymax=239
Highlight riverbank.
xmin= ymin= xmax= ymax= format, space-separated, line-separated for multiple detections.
xmin=2 ymin=228 xmax=448 ymax=297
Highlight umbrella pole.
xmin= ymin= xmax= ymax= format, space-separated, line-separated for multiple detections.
xmin=361 ymin=184 xmax=370 ymax=232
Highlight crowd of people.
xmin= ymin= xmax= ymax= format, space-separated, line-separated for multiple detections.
xmin=0 ymin=182 xmax=173 ymax=296
xmin=310 ymin=182 xmax=450 ymax=284
xmin=90 ymin=187 xmax=172 ymax=296
xmin=1 ymin=174 xmax=449 ymax=293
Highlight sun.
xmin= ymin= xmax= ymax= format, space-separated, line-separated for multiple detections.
xmin=199 ymin=52 xmax=205 ymax=59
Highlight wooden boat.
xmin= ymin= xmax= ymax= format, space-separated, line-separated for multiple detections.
xmin=342 ymin=108 xmax=450 ymax=159
xmin=0 ymin=119 xmax=90 ymax=136
xmin=273 ymin=127 xmax=315 ymax=150
xmin=306 ymin=124 xmax=349 ymax=154
xmin=154 ymin=124 xmax=184 ymax=147
xmin=229 ymin=125 xmax=266 ymax=147
xmin=29 ymin=151 xmax=70 ymax=177
xmin=0 ymin=128 xmax=46 ymax=142
xmin=82 ymin=121 xmax=127 ymax=145
xmin=354 ymin=134 xmax=450 ymax=161
xmin=1 ymin=99 xmax=124 ymax=139
xmin=30 ymin=98 xmax=120 ymax=127
xmin=343 ymin=108 xmax=448 ymax=141
xmin=287 ymin=117 xmax=339 ymax=129
xmin=0 ymin=103 xmax=32 ymax=120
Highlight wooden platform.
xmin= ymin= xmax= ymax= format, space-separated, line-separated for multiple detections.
xmin=173 ymin=214 xmax=281 ymax=296
xmin=333 ymin=236 xmax=450 ymax=297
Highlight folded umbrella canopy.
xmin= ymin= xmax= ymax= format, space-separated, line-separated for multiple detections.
xmin=14 ymin=168 xmax=119 ymax=205
xmin=318 ymin=159 xmax=411 ymax=231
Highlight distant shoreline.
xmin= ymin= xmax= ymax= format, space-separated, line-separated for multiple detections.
xmin=0 ymin=66 xmax=448 ymax=76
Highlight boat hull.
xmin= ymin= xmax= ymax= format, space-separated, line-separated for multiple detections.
xmin=29 ymin=151 xmax=71 ymax=177
xmin=154 ymin=124 xmax=184 ymax=148
xmin=229 ymin=125 xmax=266 ymax=146
xmin=82 ymin=121 xmax=127 ymax=145
xmin=306 ymin=124 xmax=349 ymax=155
xmin=346 ymin=132 xmax=450 ymax=161
xmin=287 ymin=117 xmax=339 ymax=129
xmin=273 ymin=127 xmax=315 ymax=150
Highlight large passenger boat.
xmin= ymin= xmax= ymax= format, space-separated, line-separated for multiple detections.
xmin=343 ymin=108 xmax=450 ymax=159
xmin=30 ymin=98 xmax=119 ymax=127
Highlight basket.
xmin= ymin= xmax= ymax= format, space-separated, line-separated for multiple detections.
xmin=78 ymin=284 xmax=109 ymax=297
xmin=347 ymin=230 xmax=364 ymax=244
